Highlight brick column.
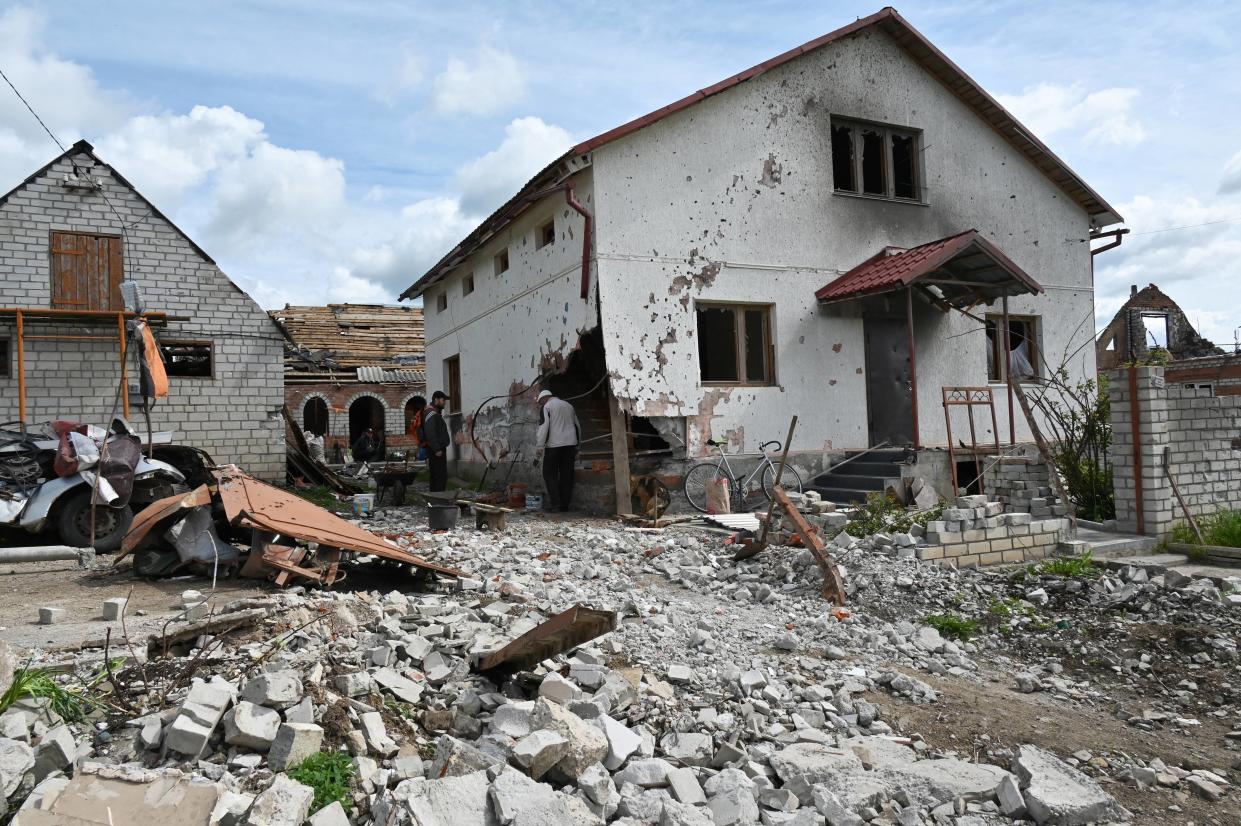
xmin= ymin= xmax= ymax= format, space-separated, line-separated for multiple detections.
xmin=1106 ymin=366 xmax=1174 ymax=536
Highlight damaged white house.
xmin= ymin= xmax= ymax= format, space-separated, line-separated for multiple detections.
xmin=401 ymin=7 xmax=1122 ymax=509
xmin=0 ymin=140 xmax=285 ymax=479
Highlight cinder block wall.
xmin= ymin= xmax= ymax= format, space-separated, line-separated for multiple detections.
xmin=0 ymin=147 xmax=285 ymax=479
xmin=1107 ymin=365 xmax=1241 ymax=537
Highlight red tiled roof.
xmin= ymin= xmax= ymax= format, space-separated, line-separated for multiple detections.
xmin=814 ymin=230 xmax=1042 ymax=303
xmin=402 ymin=7 xmax=1120 ymax=300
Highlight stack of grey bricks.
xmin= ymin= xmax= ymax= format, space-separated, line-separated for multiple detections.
xmin=1107 ymin=364 xmax=1241 ymax=537
xmin=918 ymin=494 xmax=1070 ymax=568
xmin=987 ymin=459 xmax=1067 ymax=517
xmin=0 ymin=146 xmax=284 ymax=479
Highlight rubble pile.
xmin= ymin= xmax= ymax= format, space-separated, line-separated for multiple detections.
xmin=4 ymin=505 xmax=1236 ymax=823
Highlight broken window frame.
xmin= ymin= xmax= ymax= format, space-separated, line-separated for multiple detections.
xmin=695 ymin=301 xmax=776 ymax=387
xmin=462 ymin=273 xmax=475 ymax=296
xmin=494 ymin=249 xmax=510 ymax=275
xmin=159 ymin=339 xmax=214 ymax=379
xmin=984 ymin=315 xmax=1040 ymax=383
xmin=830 ymin=117 xmax=923 ymax=203
xmin=536 ymin=219 xmax=555 ymax=249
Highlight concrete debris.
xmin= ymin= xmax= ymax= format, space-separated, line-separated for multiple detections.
xmin=0 ymin=506 xmax=1211 ymax=825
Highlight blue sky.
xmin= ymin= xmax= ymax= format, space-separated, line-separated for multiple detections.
xmin=2 ymin=1 xmax=1239 ymax=346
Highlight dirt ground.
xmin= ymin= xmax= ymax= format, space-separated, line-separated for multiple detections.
xmin=874 ymin=672 xmax=1240 ymax=826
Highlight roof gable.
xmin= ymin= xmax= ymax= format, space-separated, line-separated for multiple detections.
xmin=402 ymin=6 xmax=1121 ymax=300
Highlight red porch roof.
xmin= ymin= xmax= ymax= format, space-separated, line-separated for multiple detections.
xmin=814 ymin=230 xmax=1042 ymax=306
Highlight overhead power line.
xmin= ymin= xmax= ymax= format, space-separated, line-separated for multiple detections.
xmin=0 ymin=65 xmax=67 ymax=153
xmin=1130 ymin=217 xmax=1241 ymax=236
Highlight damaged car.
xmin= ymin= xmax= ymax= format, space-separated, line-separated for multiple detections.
xmin=0 ymin=418 xmax=188 ymax=551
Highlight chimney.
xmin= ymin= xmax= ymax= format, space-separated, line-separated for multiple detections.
xmin=1130 ymin=285 xmax=1137 ymax=297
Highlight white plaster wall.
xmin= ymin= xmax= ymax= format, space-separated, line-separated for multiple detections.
xmin=591 ymin=26 xmax=1101 ymax=456
xmin=420 ymin=173 xmax=599 ymax=461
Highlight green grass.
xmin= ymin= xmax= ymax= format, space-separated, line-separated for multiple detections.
xmin=924 ymin=614 xmax=978 ymax=641
xmin=0 ymin=666 xmax=100 ymax=723
xmin=1031 ymin=551 xmax=1097 ymax=578
xmin=288 ymin=751 xmax=355 ymax=814
xmin=292 ymin=486 xmax=341 ymax=510
xmin=1170 ymin=510 xmax=1241 ymax=549
xmin=988 ymin=597 xmax=1035 ymax=619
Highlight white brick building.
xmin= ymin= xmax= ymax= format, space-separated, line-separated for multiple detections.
xmin=0 ymin=140 xmax=285 ymax=479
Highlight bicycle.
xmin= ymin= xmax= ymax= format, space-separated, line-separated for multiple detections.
xmin=682 ymin=438 xmax=803 ymax=513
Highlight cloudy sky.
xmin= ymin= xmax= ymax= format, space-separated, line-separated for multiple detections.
xmin=1 ymin=1 xmax=1239 ymax=346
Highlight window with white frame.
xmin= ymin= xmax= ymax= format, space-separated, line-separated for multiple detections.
xmin=831 ymin=118 xmax=922 ymax=201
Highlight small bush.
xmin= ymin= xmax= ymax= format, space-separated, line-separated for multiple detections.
xmin=924 ymin=614 xmax=978 ymax=641
xmin=1170 ymin=510 xmax=1241 ymax=549
xmin=288 ymin=751 xmax=355 ymax=814
xmin=847 ymin=492 xmax=944 ymax=536
xmin=1036 ymin=551 xmax=1097 ymax=578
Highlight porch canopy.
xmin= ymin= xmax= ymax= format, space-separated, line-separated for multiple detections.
xmin=814 ymin=229 xmax=1043 ymax=309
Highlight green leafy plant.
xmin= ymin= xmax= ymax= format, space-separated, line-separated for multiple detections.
xmin=924 ymin=614 xmax=978 ymax=641
xmin=1036 ymin=551 xmax=1097 ymax=578
xmin=1028 ymin=371 xmax=1114 ymax=522
xmin=288 ymin=751 xmax=355 ymax=814
xmin=0 ymin=666 xmax=97 ymax=723
xmin=988 ymin=597 xmax=1035 ymax=619
xmin=847 ymin=493 xmax=945 ymax=536
xmin=1170 ymin=510 xmax=1241 ymax=549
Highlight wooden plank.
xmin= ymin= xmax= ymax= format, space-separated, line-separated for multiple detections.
xmin=107 ymin=236 xmax=123 ymax=310
xmin=771 ymin=487 xmax=847 ymax=605
xmin=608 ymin=392 xmax=631 ymax=516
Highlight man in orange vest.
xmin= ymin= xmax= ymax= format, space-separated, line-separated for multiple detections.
xmin=406 ymin=395 xmax=427 ymax=459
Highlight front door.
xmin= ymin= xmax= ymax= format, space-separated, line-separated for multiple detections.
xmin=863 ymin=316 xmax=913 ymax=446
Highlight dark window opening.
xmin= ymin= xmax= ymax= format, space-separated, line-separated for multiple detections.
xmin=696 ymin=303 xmax=774 ymax=385
xmin=462 ymin=274 xmax=475 ymax=296
xmin=160 ymin=340 xmax=213 ymax=378
xmin=303 ymin=397 xmax=328 ymax=436
xmin=494 ymin=249 xmax=509 ymax=275
xmin=892 ymin=133 xmax=916 ymax=199
xmin=831 ymin=124 xmax=855 ymax=192
xmin=444 ymin=355 xmax=461 ymax=414
xmin=537 ymin=219 xmax=555 ymax=249
xmin=0 ymin=338 xmax=9 ymax=378
xmin=436 ymin=292 xmax=447 ymax=313
xmin=860 ymin=129 xmax=886 ymax=195
xmin=956 ymin=459 xmax=983 ymax=495
xmin=985 ymin=316 xmax=1039 ymax=382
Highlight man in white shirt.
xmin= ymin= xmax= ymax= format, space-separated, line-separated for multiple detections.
xmin=536 ymin=389 xmax=580 ymax=512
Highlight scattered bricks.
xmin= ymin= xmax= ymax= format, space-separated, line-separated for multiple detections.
xmin=180 ymin=590 xmax=205 ymax=607
xmin=916 ymin=546 xmax=945 ymax=561
xmin=241 ymin=671 xmax=304 ymax=709
xmin=513 ymin=729 xmax=570 ymax=779
xmin=31 ymin=724 xmax=75 ymax=782
xmin=268 ymin=722 xmax=324 ymax=771
xmin=166 ymin=679 xmax=233 ymax=758
xmin=223 ymin=701 xmax=281 ymax=751
xmin=538 ymin=671 xmax=581 ymax=704
xmin=359 ymin=711 xmax=398 ymax=757
xmin=102 ymin=597 xmax=127 ymax=621
xmin=37 ymin=607 xmax=66 ymax=625
xmin=244 ymin=773 xmax=314 ymax=826
xmin=184 ymin=602 xmax=210 ymax=622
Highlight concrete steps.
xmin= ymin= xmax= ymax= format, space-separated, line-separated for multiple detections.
xmin=811 ymin=449 xmax=907 ymax=505
xmin=1075 ymin=527 xmax=1159 ymax=559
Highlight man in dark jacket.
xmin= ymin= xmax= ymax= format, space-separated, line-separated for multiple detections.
xmin=351 ymin=427 xmax=378 ymax=463
xmin=423 ymin=391 xmax=452 ymax=492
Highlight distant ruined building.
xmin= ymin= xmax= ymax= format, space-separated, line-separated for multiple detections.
xmin=1096 ymin=284 xmax=1224 ymax=369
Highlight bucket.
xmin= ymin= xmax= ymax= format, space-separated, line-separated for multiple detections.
xmin=525 ymin=494 xmax=543 ymax=512
xmin=351 ymin=494 xmax=375 ymax=517
xmin=506 ymin=483 xmax=528 ymax=509
xmin=427 ymin=504 xmax=459 ymax=531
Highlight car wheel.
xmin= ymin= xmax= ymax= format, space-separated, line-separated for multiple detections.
xmin=55 ymin=489 xmax=133 ymax=552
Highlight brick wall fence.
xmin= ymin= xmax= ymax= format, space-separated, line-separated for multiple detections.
xmin=1106 ymin=364 xmax=1241 ymax=537
xmin=286 ymin=382 xmax=426 ymax=459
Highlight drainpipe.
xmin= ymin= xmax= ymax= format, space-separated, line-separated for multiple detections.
xmin=564 ymin=182 xmax=594 ymax=300
xmin=1089 ymin=228 xmax=1129 ymax=256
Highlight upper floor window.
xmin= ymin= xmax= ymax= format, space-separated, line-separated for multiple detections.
xmin=537 ymin=219 xmax=555 ymax=249
xmin=831 ymin=118 xmax=922 ymax=202
xmin=436 ymin=292 xmax=448 ymax=313
xmin=50 ymin=231 xmax=123 ymax=310
xmin=494 ymin=249 xmax=510 ymax=275
xmin=462 ymin=274 xmax=475 ymax=296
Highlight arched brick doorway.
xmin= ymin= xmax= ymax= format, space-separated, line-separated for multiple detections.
xmin=348 ymin=396 xmax=385 ymax=448
xmin=303 ymin=397 xmax=328 ymax=436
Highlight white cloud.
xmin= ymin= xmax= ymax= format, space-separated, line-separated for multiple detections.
xmin=998 ymin=83 xmax=1146 ymax=146
xmin=454 ymin=116 xmax=573 ymax=215
xmin=1221 ymin=149 xmax=1241 ymax=195
xmin=376 ymin=52 xmax=425 ymax=103
xmin=430 ymin=46 xmax=526 ymax=116
xmin=348 ymin=196 xmax=478 ymax=291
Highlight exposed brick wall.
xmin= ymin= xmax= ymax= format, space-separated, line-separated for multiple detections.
xmin=285 ymin=382 xmax=426 ymax=457
xmin=0 ymin=147 xmax=285 ymax=479
xmin=1107 ymin=365 xmax=1241 ymax=537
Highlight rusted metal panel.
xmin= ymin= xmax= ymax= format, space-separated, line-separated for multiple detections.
xmin=116 ymin=484 xmax=213 ymax=559
xmin=475 ymin=604 xmax=616 ymax=673
xmin=211 ymin=466 xmax=464 ymax=578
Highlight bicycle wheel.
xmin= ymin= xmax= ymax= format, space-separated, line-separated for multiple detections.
xmin=683 ymin=463 xmax=729 ymax=513
xmin=760 ymin=461 xmax=803 ymax=501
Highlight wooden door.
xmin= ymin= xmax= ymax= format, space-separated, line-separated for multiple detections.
xmin=50 ymin=232 xmax=122 ymax=310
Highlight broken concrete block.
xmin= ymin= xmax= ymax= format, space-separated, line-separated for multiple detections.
xmin=996 ymin=773 xmax=1027 ymax=819
xmin=659 ymin=798 xmax=713 ymax=826
xmin=490 ymin=765 xmax=584 ymax=823
xmin=489 ymin=701 xmax=534 ymax=739
xmin=659 ymin=731 xmax=712 ymax=766
xmin=31 ymin=724 xmax=75 ymax=782
xmin=529 ymin=697 xmax=607 ymax=778
xmin=283 ymin=696 xmax=314 ymax=725
xmin=427 ymin=734 xmax=503 ymax=778
xmin=267 ymin=722 xmax=324 ymax=772
xmin=210 ymin=790 xmax=255 ymax=826
xmin=592 ymin=713 xmax=643 ymax=771
xmin=37 ymin=607 xmax=65 ymax=625
xmin=892 ymin=758 xmax=1009 ymax=804
xmin=333 ymin=671 xmax=373 ymax=698
xmin=666 ymin=765 xmax=705 ymax=804
xmin=223 ymin=701 xmax=281 ymax=751
xmin=166 ymin=680 xmax=233 ymax=757
xmin=244 ymin=773 xmax=314 ymax=826
xmin=577 ymin=761 xmax=614 ymax=805
xmin=1013 ymin=744 xmax=1130 ymax=825
xmin=371 ymin=666 xmax=423 ymax=704
xmin=769 ymin=742 xmax=863 ymax=804
xmin=102 ymin=597 xmax=128 ymax=621
xmin=240 ymin=671 xmax=303 ymax=709
xmin=0 ymin=737 xmax=35 ymax=797
xmin=704 ymin=767 xmax=759 ymax=826
xmin=402 ymin=770 xmax=494 ymax=825
xmin=359 ymin=711 xmax=398 ymax=757
xmin=614 ymin=757 xmax=674 ymax=788
xmin=184 ymin=601 xmax=210 ymax=622
xmin=537 ymin=671 xmax=581 ymax=704
xmin=308 ymin=800 xmax=351 ymax=826
xmin=513 ymin=729 xmax=569 ymax=779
